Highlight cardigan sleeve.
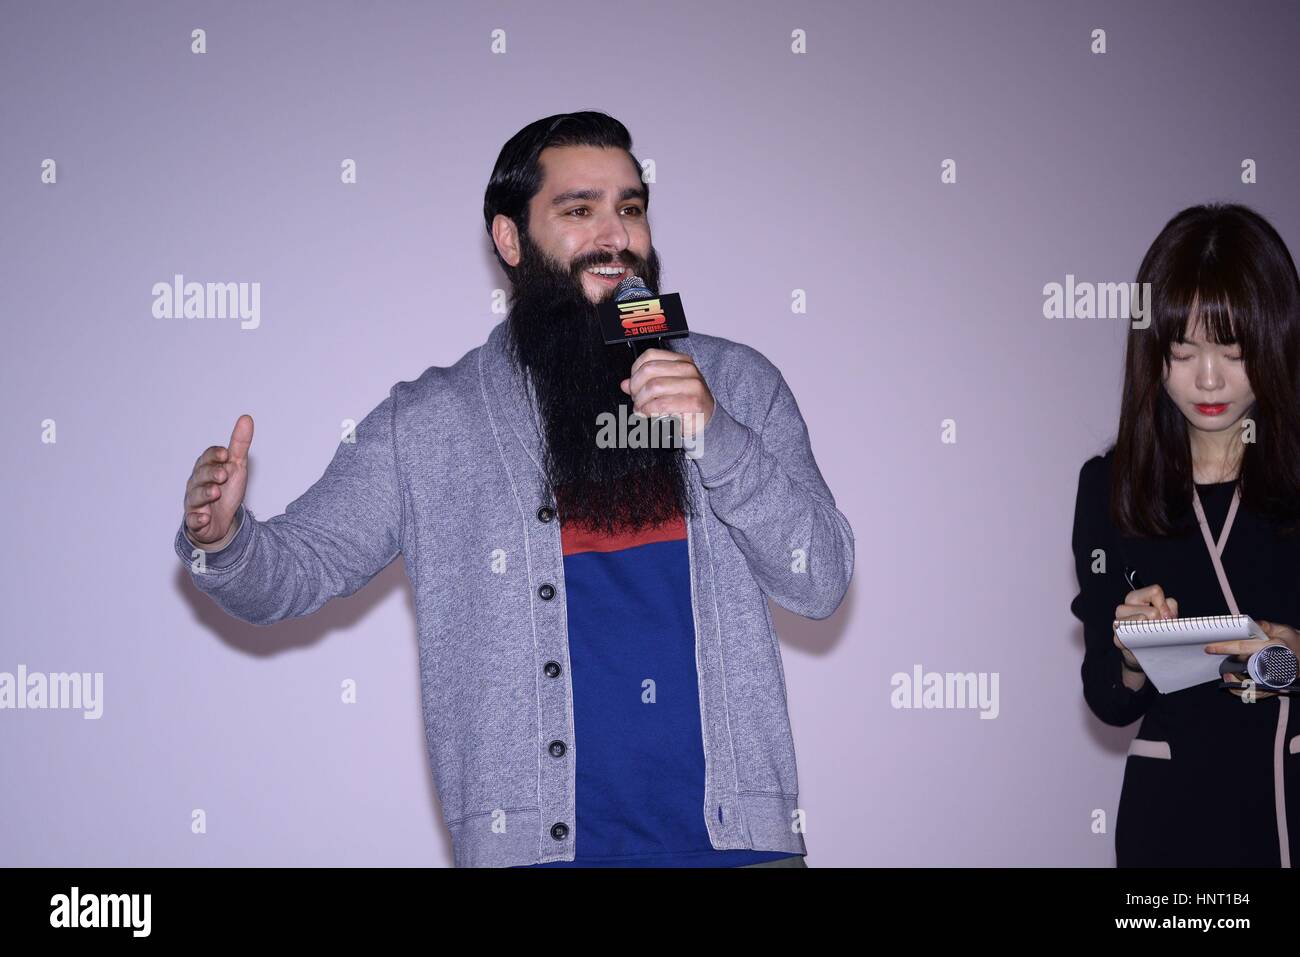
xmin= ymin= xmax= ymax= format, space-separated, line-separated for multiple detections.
xmin=173 ymin=389 xmax=404 ymax=625
xmin=1070 ymin=455 xmax=1157 ymax=726
xmin=690 ymin=367 xmax=854 ymax=621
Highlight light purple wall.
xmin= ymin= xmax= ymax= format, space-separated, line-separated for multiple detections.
xmin=2 ymin=0 xmax=1297 ymax=866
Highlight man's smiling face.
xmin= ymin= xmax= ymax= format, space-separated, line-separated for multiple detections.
xmin=502 ymin=144 xmax=656 ymax=304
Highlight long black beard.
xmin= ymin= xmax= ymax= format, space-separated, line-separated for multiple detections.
xmin=503 ymin=229 xmax=693 ymax=535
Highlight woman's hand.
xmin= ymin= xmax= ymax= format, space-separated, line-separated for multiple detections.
xmin=1204 ymin=621 xmax=1299 ymax=700
xmin=1113 ymin=585 xmax=1179 ymax=675
xmin=1258 ymin=620 xmax=1300 ymax=657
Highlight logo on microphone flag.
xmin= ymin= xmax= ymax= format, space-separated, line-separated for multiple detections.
xmin=597 ymin=291 xmax=689 ymax=346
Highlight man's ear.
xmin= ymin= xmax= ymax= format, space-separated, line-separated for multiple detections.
xmin=492 ymin=214 xmax=521 ymax=268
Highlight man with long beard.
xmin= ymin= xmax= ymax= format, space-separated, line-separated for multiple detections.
xmin=498 ymin=199 xmax=690 ymax=538
xmin=175 ymin=112 xmax=854 ymax=868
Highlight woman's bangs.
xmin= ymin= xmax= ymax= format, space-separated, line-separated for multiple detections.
xmin=1185 ymin=285 xmax=1238 ymax=345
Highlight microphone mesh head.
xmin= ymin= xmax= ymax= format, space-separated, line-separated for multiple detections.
xmin=1251 ymin=644 xmax=1298 ymax=689
xmin=614 ymin=272 xmax=654 ymax=302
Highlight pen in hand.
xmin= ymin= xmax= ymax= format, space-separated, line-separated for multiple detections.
xmin=1123 ymin=566 xmax=1144 ymax=592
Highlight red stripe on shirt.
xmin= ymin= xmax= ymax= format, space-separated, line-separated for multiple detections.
xmin=561 ymin=512 xmax=687 ymax=557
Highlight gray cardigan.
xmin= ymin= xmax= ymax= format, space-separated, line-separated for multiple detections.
xmin=174 ymin=319 xmax=855 ymax=866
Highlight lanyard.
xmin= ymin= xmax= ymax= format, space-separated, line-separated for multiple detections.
xmin=1191 ymin=485 xmax=1242 ymax=615
xmin=1191 ymin=484 xmax=1291 ymax=868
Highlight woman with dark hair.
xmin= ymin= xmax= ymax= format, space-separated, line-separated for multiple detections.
xmin=1070 ymin=202 xmax=1300 ymax=867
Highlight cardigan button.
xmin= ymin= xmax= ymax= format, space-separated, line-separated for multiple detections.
xmin=550 ymin=822 xmax=569 ymax=841
xmin=543 ymin=660 xmax=561 ymax=678
xmin=538 ymin=583 xmax=556 ymax=601
xmin=548 ymin=739 xmax=567 ymax=758
xmin=537 ymin=505 xmax=556 ymax=523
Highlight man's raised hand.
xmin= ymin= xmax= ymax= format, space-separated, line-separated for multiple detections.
xmin=183 ymin=415 xmax=254 ymax=548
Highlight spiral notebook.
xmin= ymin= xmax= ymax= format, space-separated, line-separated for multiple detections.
xmin=1112 ymin=614 xmax=1267 ymax=693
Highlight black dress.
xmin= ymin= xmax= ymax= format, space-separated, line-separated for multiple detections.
xmin=1071 ymin=448 xmax=1300 ymax=867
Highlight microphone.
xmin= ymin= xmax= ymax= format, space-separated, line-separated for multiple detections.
xmin=613 ymin=272 xmax=654 ymax=302
xmin=612 ymin=273 xmax=659 ymax=358
xmin=1247 ymin=643 xmax=1299 ymax=690
xmin=594 ymin=272 xmax=690 ymax=356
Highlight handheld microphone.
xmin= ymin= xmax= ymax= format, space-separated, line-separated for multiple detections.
xmin=1246 ymin=643 xmax=1298 ymax=690
xmin=595 ymin=273 xmax=690 ymax=357
xmin=614 ymin=274 xmax=659 ymax=358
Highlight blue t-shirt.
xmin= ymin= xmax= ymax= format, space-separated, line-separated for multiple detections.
xmin=518 ymin=505 xmax=797 ymax=868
